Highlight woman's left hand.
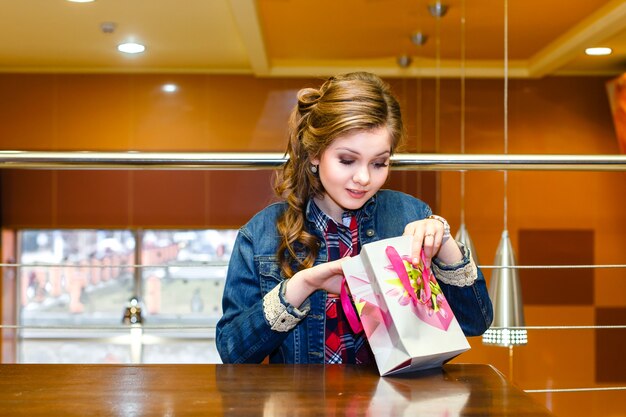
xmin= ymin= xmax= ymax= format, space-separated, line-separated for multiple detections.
xmin=403 ymin=218 xmax=446 ymax=268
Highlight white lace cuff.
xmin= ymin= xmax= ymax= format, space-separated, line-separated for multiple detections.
xmin=262 ymin=282 xmax=309 ymax=332
xmin=432 ymin=243 xmax=478 ymax=287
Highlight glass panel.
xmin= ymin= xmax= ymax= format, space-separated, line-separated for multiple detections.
xmin=19 ymin=230 xmax=136 ymax=326
xmin=141 ymin=230 xmax=237 ymax=326
xmin=142 ymin=342 xmax=221 ymax=364
xmin=15 ymin=228 xmax=235 ymax=364
xmin=19 ymin=339 xmax=133 ymax=364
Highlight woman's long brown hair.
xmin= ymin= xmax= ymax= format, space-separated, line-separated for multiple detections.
xmin=274 ymin=72 xmax=404 ymax=278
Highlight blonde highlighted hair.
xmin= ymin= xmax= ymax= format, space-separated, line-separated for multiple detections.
xmin=274 ymin=72 xmax=404 ymax=278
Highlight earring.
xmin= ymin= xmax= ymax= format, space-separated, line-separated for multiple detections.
xmin=310 ymin=164 xmax=318 ymax=174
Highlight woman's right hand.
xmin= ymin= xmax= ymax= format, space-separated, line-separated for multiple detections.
xmin=284 ymin=258 xmax=345 ymax=308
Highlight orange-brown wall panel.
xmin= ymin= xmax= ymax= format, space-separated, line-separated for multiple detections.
xmin=131 ymin=171 xmax=206 ymax=227
xmin=204 ymin=171 xmax=277 ymax=227
xmin=0 ymin=75 xmax=57 ymax=150
xmin=1 ymin=170 xmax=55 ymax=227
xmin=199 ymin=77 xmax=301 ymax=152
xmin=0 ymin=74 xmax=323 ymax=152
xmin=55 ymin=75 xmax=134 ymax=150
xmin=56 ymin=171 xmax=132 ymax=227
xmin=131 ymin=75 xmax=207 ymax=151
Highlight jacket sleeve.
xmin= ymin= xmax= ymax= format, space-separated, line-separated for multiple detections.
xmin=435 ymin=258 xmax=493 ymax=336
xmin=216 ymin=228 xmax=296 ymax=363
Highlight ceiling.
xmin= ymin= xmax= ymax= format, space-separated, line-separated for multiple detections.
xmin=1 ymin=0 xmax=626 ymax=78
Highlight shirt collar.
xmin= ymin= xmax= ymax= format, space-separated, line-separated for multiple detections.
xmin=305 ymin=194 xmax=376 ymax=231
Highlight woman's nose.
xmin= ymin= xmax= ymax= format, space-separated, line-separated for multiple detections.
xmin=353 ymin=165 xmax=370 ymax=185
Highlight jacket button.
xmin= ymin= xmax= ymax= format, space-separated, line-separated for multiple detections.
xmin=366 ymin=229 xmax=375 ymax=237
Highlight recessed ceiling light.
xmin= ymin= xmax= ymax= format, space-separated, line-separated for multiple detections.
xmin=585 ymin=47 xmax=612 ymax=56
xmin=117 ymin=42 xmax=146 ymax=54
xmin=162 ymin=84 xmax=178 ymax=93
xmin=67 ymin=0 xmax=96 ymax=3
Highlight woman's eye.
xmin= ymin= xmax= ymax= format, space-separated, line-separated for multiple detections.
xmin=339 ymin=159 xmax=355 ymax=165
xmin=373 ymin=161 xmax=389 ymax=168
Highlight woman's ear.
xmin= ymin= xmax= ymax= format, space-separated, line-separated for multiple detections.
xmin=309 ymin=154 xmax=320 ymax=166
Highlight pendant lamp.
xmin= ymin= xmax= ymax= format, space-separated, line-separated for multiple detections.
xmin=454 ymin=223 xmax=479 ymax=265
xmin=482 ymin=230 xmax=527 ymax=346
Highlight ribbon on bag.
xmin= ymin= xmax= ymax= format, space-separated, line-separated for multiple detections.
xmin=341 ymin=279 xmax=364 ymax=333
xmin=384 ymin=246 xmax=453 ymax=331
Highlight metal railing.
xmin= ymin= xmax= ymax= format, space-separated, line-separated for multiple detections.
xmin=1 ymin=151 xmax=625 ymax=171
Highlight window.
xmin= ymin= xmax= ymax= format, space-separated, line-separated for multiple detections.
xmin=14 ymin=229 xmax=237 ymax=364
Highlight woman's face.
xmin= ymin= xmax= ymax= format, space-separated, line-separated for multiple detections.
xmin=311 ymin=127 xmax=392 ymax=221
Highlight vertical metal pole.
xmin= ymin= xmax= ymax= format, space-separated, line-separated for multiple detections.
xmin=132 ymin=229 xmax=144 ymax=364
xmin=134 ymin=229 xmax=143 ymax=299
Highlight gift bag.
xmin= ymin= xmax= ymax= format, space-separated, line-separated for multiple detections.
xmin=341 ymin=235 xmax=470 ymax=376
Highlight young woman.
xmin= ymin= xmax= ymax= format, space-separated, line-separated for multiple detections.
xmin=216 ymin=72 xmax=493 ymax=364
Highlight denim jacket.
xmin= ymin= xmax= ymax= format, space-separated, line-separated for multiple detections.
xmin=216 ymin=190 xmax=493 ymax=364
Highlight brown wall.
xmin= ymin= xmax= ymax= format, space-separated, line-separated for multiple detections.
xmin=1 ymin=73 xmax=625 ymax=416
xmin=0 ymin=74 xmax=433 ymax=228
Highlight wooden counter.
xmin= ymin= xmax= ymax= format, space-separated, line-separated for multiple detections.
xmin=0 ymin=363 xmax=553 ymax=416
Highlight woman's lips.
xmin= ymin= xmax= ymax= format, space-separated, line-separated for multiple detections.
xmin=347 ymin=188 xmax=367 ymax=199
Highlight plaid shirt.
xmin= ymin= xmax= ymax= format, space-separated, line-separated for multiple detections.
xmin=309 ymin=201 xmax=374 ymax=365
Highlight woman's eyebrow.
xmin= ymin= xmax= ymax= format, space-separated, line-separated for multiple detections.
xmin=335 ymin=147 xmax=391 ymax=156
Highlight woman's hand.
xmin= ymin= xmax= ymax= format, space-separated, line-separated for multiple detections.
xmin=403 ymin=217 xmax=462 ymax=268
xmin=284 ymin=258 xmax=346 ymax=308
xmin=403 ymin=218 xmax=445 ymax=267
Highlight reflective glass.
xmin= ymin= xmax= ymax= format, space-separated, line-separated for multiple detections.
xmin=143 ymin=342 xmax=221 ymax=364
xmin=14 ymin=228 xmax=237 ymax=364
xmin=19 ymin=230 xmax=136 ymax=327
xmin=19 ymin=339 xmax=133 ymax=364
xmin=140 ymin=230 xmax=237 ymax=325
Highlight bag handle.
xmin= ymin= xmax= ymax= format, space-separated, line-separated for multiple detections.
xmin=419 ymin=251 xmax=432 ymax=303
xmin=340 ymin=279 xmax=364 ymax=334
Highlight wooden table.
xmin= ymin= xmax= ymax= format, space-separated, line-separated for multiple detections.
xmin=0 ymin=363 xmax=553 ymax=416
